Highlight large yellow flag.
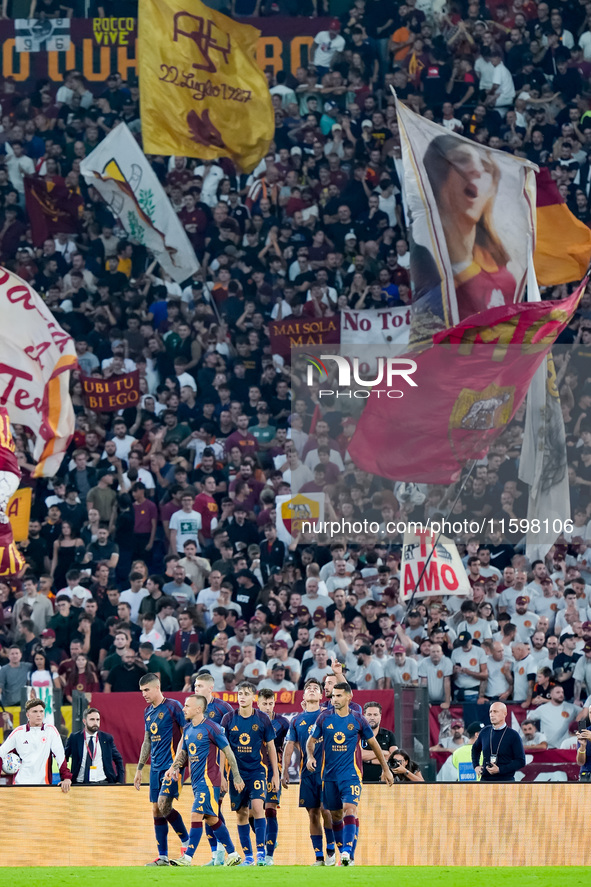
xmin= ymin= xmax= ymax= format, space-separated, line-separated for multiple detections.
xmin=138 ymin=0 xmax=274 ymax=172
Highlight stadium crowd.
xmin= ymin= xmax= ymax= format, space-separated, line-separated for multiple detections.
xmin=1 ymin=0 xmax=591 ymax=776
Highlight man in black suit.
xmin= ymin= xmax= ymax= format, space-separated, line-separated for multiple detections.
xmin=65 ymin=707 xmax=125 ymax=784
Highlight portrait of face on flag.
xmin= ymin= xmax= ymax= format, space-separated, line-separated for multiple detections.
xmin=396 ymin=97 xmax=537 ymax=337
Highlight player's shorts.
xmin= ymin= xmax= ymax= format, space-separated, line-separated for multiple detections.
xmin=322 ymin=775 xmax=362 ymax=811
xmin=191 ymin=781 xmax=220 ymax=818
xmin=151 ymin=765 xmax=181 ymax=803
xmin=266 ymin=777 xmax=281 ymax=805
xmin=229 ymin=769 xmax=267 ymax=811
xmin=299 ymin=770 xmax=322 ymax=810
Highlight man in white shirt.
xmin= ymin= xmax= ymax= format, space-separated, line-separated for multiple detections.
xmin=384 ymin=645 xmax=418 ymax=688
xmin=301 ymin=577 xmax=332 ymax=615
xmin=451 ymin=632 xmax=488 ymax=701
xmin=119 ymin=574 xmax=150 ymax=623
xmin=512 ymin=596 xmax=538 ymax=643
xmin=258 ymin=663 xmax=296 ymax=692
xmin=528 ymin=685 xmax=580 ymax=747
xmin=235 ymin=644 xmax=267 ymax=685
xmin=5 ymin=141 xmax=35 ymax=195
xmin=311 ymin=20 xmax=345 ymax=73
xmin=481 ymin=641 xmax=512 ymax=702
xmin=520 ymin=719 xmax=548 ymax=751
xmin=169 ymin=493 xmax=203 ymax=554
xmin=488 ymin=49 xmax=515 ymax=111
xmin=205 ymin=646 xmax=233 ymax=691
xmin=0 ymin=698 xmax=71 ymax=789
xmin=418 ymin=643 xmax=453 ymax=705
xmin=105 ymin=419 xmax=136 ymax=462
xmin=510 ymin=642 xmax=536 ymax=705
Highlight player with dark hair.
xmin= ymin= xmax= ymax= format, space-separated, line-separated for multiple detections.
xmin=134 ymin=673 xmax=190 ymax=866
xmin=323 ymin=662 xmax=363 ymax=859
xmin=306 ymin=682 xmax=393 ymax=865
xmin=221 ymin=681 xmax=280 ymax=866
xmin=282 ymin=678 xmax=336 ymax=865
xmin=193 ymin=670 xmax=235 ymax=866
xmin=256 ymin=687 xmax=290 ymax=865
xmin=164 ymin=695 xmax=243 ymax=867
xmin=0 ymin=699 xmax=71 ymax=790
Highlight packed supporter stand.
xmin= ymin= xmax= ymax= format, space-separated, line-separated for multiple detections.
xmin=1 ymin=0 xmax=591 ymax=782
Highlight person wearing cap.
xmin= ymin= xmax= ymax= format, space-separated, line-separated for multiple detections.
xmin=405 ymin=608 xmax=428 ymax=643
xmin=383 ymin=645 xmax=418 ymax=689
xmin=351 ymin=644 xmax=385 ymax=690
xmin=451 ymin=722 xmax=483 ymax=781
xmin=430 ymin=718 xmax=468 ymax=753
xmin=573 ymin=641 xmax=591 ymax=706
xmin=266 ymin=639 xmax=301 ymax=686
xmin=512 ymin=596 xmax=538 ymax=643
xmin=233 ymin=570 xmax=261 ymax=623
xmin=361 ymin=701 xmax=397 ymax=782
xmin=451 ymin=632 xmax=488 ymax=702
xmin=311 ymin=20 xmax=345 ymax=79
xmin=497 ymin=568 xmax=529 ymax=616
xmin=258 ymin=663 xmax=296 ymax=692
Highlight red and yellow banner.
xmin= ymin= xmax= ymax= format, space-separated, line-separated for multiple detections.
xmin=534 ymin=167 xmax=591 ymax=286
xmin=349 ymin=283 xmax=585 ymax=484
xmin=138 ymin=0 xmax=274 ymax=172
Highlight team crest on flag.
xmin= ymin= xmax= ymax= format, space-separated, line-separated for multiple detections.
xmin=276 ymin=493 xmax=325 ymax=544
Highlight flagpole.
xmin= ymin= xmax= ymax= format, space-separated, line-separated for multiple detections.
xmin=403 ymin=460 xmax=477 ymax=615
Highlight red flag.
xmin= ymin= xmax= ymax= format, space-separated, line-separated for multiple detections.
xmin=348 ymin=284 xmax=584 ymax=484
xmin=534 ymin=167 xmax=591 ymax=286
xmin=24 ymin=176 xmax=83 ymax=247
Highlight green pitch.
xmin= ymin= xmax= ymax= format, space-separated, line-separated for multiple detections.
xmin=4 ymin=868 xmax=588 ymax=886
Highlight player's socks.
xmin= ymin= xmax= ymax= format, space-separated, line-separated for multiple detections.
xmin=351 ymin=818 xmax=360 ymax=860
xmin=253 ymin=815 xmax=266 ymax=855
xmin=311 ymin=834 xmax=324 ymax=860
xmin=265 ymin=808 xmax=278 ymax=856
xmin=211 ymin=817 xmax=236 ymax=854
xmin=166 ymin=808 xmax=189 ymax=843
xmin=154 ymin=816 xmax=169 ymax=858
xmin=343 ymin=815 xmax=356 ymax=853
xmin=238 ymin=823 xmax=253 ymax=857
xmin=185 ymin=822 xmax=203 ymax=859
xmin=324 ymin=826 xmax=335 ymax=852
xmin=332 ymin=819 xmax=344 ymax=851
xmin=204 ymin=823 xmax=218 ymax=855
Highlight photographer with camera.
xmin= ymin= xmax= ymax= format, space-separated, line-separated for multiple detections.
xmin=471 ymin=702 xmax=525 ymax=782
xmin=575 ymin=723 xmax=591 ymax=782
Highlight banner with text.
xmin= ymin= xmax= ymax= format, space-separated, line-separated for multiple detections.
xmin=270 ymin=317 xmax=340 ymax=359
xmin=0 ymin=17 xmax=328 ymax=91
xmin=401 ymin=525 xmax=471 ymax=601
xmin=340 ymin=307 xmax=411 ymax=345
xmin=81 ymin=371 xmax=140 ymax=412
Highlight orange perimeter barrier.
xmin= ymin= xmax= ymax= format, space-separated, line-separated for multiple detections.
xmin=0 ymin=783 xmax=587 ymax=866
